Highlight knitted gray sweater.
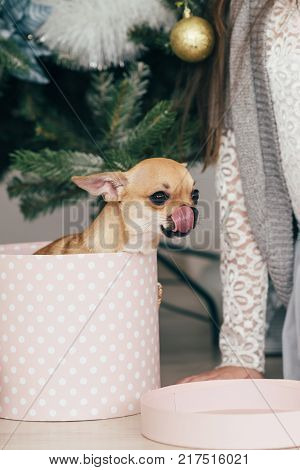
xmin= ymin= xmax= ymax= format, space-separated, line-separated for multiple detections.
xmin=226 ymin=0 xmax=295 ymax=306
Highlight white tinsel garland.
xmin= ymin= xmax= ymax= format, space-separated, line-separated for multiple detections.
xmin=37 ymin=0 xmax=175 ymax=69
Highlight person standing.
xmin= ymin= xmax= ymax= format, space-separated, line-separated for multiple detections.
xmin=178 ymin=0 xmax=300 ymax=382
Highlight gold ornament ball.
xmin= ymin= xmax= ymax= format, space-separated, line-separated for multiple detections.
xmin=170 ymin=15 xmax=215 ymax=62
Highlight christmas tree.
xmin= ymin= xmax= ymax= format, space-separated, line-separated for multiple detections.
xmin=0 ymin=0 xmax=210 ymax=220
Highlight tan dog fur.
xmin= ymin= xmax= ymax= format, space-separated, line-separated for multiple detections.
xmin=35 ymin=158 xmax=196 ymax=255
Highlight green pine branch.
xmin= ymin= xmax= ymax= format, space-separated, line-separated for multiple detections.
xmin=125 ymin=101 xmax=177 ymax=155
xmin=129 ymin=25 xmax=171 ymax=54
xmin=11 ymin=149 xmax=103 ymax=183
xmin=13 ymin=87 xmax=93 ymax=151
xmin=0 ymin=38 xmax=30 ymax=75
xmin=88 ymin=63 xmax=150 ymax=146
xmin=161 ymin=0 xmax=207 ymax=16
xmin=7 ymin=174 xmax=87 ymax=220
xmin=8 ymin=149 xmax=103 ymax=219
xmin=86 ymin=72 xmax=114 ymax=125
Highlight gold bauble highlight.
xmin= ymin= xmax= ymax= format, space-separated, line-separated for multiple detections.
xmin=170 ymin=10 xmax=215 ymax=63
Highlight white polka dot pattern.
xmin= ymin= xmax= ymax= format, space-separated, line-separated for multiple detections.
xmin=0 ymin=242 xmax=160 ymax=421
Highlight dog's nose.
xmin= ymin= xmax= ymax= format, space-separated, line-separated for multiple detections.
xmin=171 ymin=206 xmax=195 ymax=233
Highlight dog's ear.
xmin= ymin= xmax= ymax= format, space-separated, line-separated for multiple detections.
xmin=71 ymin=172 xmax=128 ymax=201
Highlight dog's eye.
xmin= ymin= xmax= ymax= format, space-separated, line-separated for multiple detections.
xmin=149 ymin=191 xmax=169 ymax=206
xmin=192 ymin=189 xmax=199 ymax=204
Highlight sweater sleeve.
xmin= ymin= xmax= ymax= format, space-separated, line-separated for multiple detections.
xmin=215 ymin=128 xmax=269 ymax=373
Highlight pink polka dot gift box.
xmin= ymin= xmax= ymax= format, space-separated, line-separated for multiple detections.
xmin=0 ymin=242 xmax=160 ymax=421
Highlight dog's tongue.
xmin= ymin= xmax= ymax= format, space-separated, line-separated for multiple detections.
xmin=171 ymin=206 xmax=194 ymax=233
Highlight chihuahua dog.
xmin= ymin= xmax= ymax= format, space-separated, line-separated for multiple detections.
xmin=35 ymin=158 xmax=199 ymax=255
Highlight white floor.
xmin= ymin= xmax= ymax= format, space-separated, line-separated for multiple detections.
xmin=0 ymin=259 xmax=282 ymax=450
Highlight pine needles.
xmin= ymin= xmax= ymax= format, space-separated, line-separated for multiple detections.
xmin=7 ymin=150 xmax=102 ymax=219
xmin=0 ymin=38 xmax=30 ymax=75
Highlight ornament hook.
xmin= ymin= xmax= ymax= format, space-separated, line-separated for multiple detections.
xmin=183 ymin=0 xmax=192 ymax=18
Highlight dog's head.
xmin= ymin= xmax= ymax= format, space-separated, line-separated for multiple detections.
xmin=72 ymin=157 xmax=199 ymax=239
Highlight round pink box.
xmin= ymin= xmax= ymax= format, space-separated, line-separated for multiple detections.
xmin=141 ymin=380 xmax=300 ymax=449
xmin=0 ymin=242 xmax=160 ymax=421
